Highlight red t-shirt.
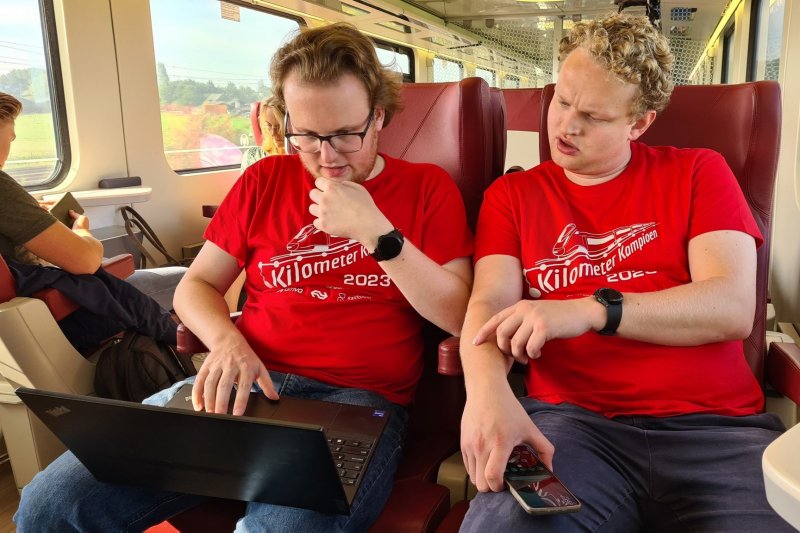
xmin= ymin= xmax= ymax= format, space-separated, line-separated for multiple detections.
xmin=205 ymin=154 xmax=473 ymax=405
xmin=475 ymin=143 xmax=764 ymax=417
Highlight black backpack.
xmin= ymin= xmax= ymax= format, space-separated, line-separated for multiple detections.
xmin=94 ymin=330 xmax=188 ymax=402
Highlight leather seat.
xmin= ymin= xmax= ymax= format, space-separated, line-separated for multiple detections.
xmin=0 ymin=253 xmax=134 ymax=490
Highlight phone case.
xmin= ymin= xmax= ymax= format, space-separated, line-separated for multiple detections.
xmin=48 ymin=192 xmax=85 ymax=227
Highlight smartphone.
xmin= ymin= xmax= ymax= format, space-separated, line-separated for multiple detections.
xmin=504 ymin=444 xmax=582 ymax=515
xmin=48 ymin=192 xmax=85 ymax=228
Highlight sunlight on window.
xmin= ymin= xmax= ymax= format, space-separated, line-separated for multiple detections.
xmin=150 ymin=0 xmax=300 ymax=172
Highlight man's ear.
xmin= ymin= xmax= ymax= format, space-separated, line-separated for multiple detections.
xmin=374 ymin=106 xmax=386 ymax=133
xmin=629 ymin=109 xmax=657 ymax=141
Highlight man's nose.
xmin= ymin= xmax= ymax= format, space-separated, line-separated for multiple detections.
xmin=318 ymin=139 xmax=339 ymax=162
xmin=561 ymin=110 xmax=581 ymax=136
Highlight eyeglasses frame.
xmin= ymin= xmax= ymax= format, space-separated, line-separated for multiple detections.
xmin=284 ymin=109 xmax=375 ymax=154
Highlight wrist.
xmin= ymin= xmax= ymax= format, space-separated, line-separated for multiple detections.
xmin=361 ymin=218 xmax=394 ymax=251
xmin=593 ymin=288 xmax=624 ymax=335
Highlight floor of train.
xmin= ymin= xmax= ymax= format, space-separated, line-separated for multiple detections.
xmin=0 ymin=460 xmax=18 ymax=531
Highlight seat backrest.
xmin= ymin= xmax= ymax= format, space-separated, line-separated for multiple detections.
xmin=0 ymin=255 xmax=16 ymax=303
xmin=489 ymin=88 xmax=507 ymax=180
xmin=501 ymin=87 xmax=543 ymax=171
xmin=539 ymin=81 xmax=782 ymax=382
xmin=378 ymin=77 xmax=501 ymax=455
xmin=379 ymin=77 xmax=499 ymax=230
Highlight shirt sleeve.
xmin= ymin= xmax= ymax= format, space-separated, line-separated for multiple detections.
xmin=474 ymin=176 xmax=521 ymax=261
xmin=0 ymin=171 xmax=58 ymax=246
xmin=688 ymin=150 xmax=763 ymax=247
xmin=203 ymin=168 xmax=260 ymax=268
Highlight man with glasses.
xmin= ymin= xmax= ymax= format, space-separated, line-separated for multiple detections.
xmin=16 ymin=23 xmax=473 ymax=532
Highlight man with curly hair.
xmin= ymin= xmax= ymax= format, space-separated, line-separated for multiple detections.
xmin=459 ymin=13 xmax=792 ymax=531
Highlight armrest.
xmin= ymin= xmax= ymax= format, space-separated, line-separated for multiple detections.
xmin=766 ymin=342 xmax=800 ymax=405
xmin=102 ymin=253 xmax=135 ymax=279
xmin=31 ymin=288 xmax=79 ymax=322
xmin=176 ymin=312 xmax=241 ymax=355
xmin=438 ymin=336 xmax=463 ymax=376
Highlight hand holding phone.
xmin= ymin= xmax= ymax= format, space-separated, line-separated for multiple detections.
xmin=504 ymin=444 xmax=581 ymax=515
xmin=48 ymin=192 xmax=85 ymax=228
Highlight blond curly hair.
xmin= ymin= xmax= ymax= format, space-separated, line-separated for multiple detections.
xmin=559 ymin=13 xmax=674 ymax=118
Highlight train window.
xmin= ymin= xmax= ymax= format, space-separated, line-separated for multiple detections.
xmin=0 ymin=0 xmax=69 ymax=188
xmin=503 ymin=75 xmax=521 ymax=89
xmin=749 ymin=0 xmax=784 ymax=81
xmin=150 ymin=0 xmax=300 ymax=173
xmin=475 ymin=67 xmax=496 ymax=87
xmin=375 ymin=43 xmax=414 ymax=83
xmin=721 ymin=24 xmax=735 ymax=84
xmin=433 ymin=56 xmax=463 ymax=82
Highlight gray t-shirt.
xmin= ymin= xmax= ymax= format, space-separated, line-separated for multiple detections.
xmin=0 ymin=170 xmax=57 ymax=263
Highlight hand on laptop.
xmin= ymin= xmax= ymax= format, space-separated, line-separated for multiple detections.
xmin=192 ymin=340 xmax=279 ymax=416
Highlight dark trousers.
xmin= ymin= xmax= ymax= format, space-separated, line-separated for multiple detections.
xmin=462 ymin=398 xmax=792 ymax=532
xmin=8 ymin=261 xmax=177 ymax=353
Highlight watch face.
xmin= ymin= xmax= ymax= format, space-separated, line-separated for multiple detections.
xmin=378 ymin=234 xmax=404 ymax=258
xmin=596 ymin=288 xmax=623 ymax=304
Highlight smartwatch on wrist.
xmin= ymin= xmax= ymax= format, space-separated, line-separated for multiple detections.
xmin=593 ymin=287 xmax=623 ymax=336
xmin=371 ymin=229 xmax=404 ymax=262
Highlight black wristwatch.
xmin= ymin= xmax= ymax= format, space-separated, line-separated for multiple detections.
xmin=593 ymin=288 xmax=623 ymax=336
xmin=371 ymin=229 xmax=404 ymax=262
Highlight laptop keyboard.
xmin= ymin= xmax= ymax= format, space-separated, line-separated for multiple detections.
xmin=327 ymin=436 xmax=373 ymax=486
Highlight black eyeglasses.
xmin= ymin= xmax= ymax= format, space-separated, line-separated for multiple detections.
xmin=284 ymin=110 xmax=374 ymax=154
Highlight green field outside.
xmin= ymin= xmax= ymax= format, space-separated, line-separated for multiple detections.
xmin=7 ymin=113 xmax=57 ymax=165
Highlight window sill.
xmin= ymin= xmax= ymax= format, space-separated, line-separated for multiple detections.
xmin=42 ymin=187 xmax=152 ymax=207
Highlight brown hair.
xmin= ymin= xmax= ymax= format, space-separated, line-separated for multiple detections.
xmin=270 ymin=23 xmax=403 ymax=126
xmin=0 ymin=92 xmax=22 ymax=123
xmin=559 ymin=13 xmax=674 ymax=118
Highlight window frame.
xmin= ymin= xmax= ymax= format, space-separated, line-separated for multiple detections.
xmin=19 ymin=0 xmax=72 ymax=191
xmin=374 ymin=39 xmax=415 ymax=83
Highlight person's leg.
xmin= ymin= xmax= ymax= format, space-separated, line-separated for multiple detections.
xmin=461 ymin=399 xmax=645 ymax=533
xmin=15 ymin=379 xmax=206 ymax=532
xmin=14 ymin=451 xmax=206 ymax=532
xmin=235 ymin=373 xmax=408 ymax=533
xmin=643 ymin=412 xmax=794 ymax=532
xmin=126 ymin=266 xmax=188 ymax=312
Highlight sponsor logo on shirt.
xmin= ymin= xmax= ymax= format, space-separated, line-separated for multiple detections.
xmin=524 ymin=222 xmax=659 ymax=297
xmin=257 ymin=223 xmax=370 ymax=290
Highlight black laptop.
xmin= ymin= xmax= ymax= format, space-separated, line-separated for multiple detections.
xmin=16 ymin=384 xmax=389 ymax=514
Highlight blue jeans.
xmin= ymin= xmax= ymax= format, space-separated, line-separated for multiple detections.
xmin=461 ymin=398 xmax=793 ymax=533
xmin=14 ymin=373 xmax=408 ymax=532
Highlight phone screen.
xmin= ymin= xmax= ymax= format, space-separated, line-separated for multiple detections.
xmin=504 ymin=444 xmax=581 ymax=514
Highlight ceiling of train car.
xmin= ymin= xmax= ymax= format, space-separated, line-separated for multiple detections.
xmin=403 ymin=0 xmax=729 ymax=43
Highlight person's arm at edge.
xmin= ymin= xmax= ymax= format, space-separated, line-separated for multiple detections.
xmin=173 ymin=241 xmax=278 ymax=417
xmin=374 ymin=242 xmax=472 ymax=336
xmin=474 ymin=230 xmax=758 ymax=360
xmin=460 ymin=254 xmax=555 ymax=493
xmin=22 ymin=211 xmax=103 ymax=274
xmin=615 ymin=229 xmax=757 ymax=344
